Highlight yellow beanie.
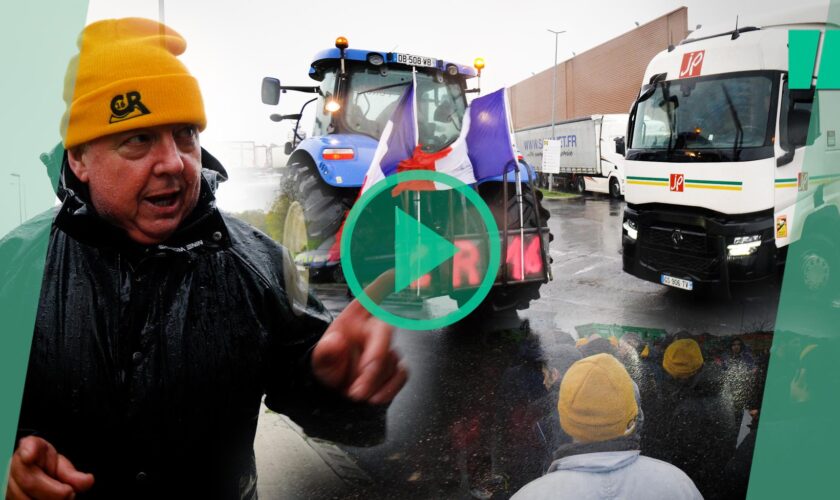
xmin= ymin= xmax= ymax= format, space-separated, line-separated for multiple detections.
xmin=663 ymin=339 xmax=704 ymax=378
xmin=558 ymin=353 xmax=639 ymax=443
xmin=61 ymin=17 xmax=206 ymax=148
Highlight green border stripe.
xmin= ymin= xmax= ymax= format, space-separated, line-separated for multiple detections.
xmin=776 ymin=178 xmax=797 ymax=183
xmin=0 ymin=1 xmax=89 ymax=488
xmin=748 ymin=9 xmax=840 ymax=497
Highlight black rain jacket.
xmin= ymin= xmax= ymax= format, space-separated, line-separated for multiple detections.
xmin=10 ymin=146 xmax=381 ymax=499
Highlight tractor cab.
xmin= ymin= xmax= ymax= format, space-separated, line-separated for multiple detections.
xmin=309 ymin=45 xmax=477 ymax=153
xmin=262 ymin=38 xmax=480 ymax=188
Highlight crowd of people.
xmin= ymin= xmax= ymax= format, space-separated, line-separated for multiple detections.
xmin=480 ymin=330 xmax=771 ymax=499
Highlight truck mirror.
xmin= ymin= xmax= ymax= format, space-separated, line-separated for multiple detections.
xmin=284 ymin=142 xmax=293 ymax=155
xmin=614 ymin=136 xmax=626 ymax=156
xmin=262 ymin=77 xmax=281 ymax=105
xmin=788 ymin=109 xmax=812 ymax=149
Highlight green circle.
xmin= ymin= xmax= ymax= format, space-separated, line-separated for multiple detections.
xmin=340 ymin=171 xmax=501 ymax=330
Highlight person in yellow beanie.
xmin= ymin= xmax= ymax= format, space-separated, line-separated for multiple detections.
xmin=512 ymin=354 xmax=701 ymax=499
xmin=643 ymin=337 xmax=739 ymax=499
xmin=7 ymin=17 xmax=407 ymax=500
xmin=663 ymin=338 xmax=705 ymax=378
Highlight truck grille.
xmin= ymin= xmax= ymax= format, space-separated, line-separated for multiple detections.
xmin=638 ymin=225 xmax=721 ymax=278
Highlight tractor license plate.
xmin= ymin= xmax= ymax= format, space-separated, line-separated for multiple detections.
xmin=661 ymin=274 xmax=694 ymax=291
xmin=395 ymin=53 xmax=437 ymax=68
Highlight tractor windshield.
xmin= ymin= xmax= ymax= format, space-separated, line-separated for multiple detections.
xmin=341 ymin=65 xmax=467 ymax=151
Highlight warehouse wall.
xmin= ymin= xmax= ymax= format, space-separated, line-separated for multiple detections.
xmin=510 ymin=7 xmax=688 ymax=131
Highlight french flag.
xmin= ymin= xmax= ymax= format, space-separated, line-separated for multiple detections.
xmin=331 ymin=84 xmax=519 ymax=262
xmin=360 ymin=85 xmax=519 ymax=194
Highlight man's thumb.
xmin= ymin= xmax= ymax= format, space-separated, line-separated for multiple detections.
xmin=312 ymin=330 xmax=352 ymax=389
xmin=56 ymin=455 xmax=95 ymax=492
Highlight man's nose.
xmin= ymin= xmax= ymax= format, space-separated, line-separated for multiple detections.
xmin=151 ymin=133 xmax=185 ymax=176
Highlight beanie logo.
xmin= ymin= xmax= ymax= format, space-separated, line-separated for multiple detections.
xmin=109 ymin=91 xmax=150 ymax=124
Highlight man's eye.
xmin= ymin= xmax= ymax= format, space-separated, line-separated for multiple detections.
xmin=176 ymin=126 xmax=197 ymax=139
xmin=124 ymin=134 xmax=150 ymax=146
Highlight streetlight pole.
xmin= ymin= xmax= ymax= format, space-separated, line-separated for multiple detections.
xmin=10 ymin=173 xmax=22 ymax=225
xmin=547 ymin=29 xmax=565 ymax=190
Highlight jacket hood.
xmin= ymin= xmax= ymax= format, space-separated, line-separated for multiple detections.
xmin=665 ymin=364 xmax=724 ymax=397
xmin=548 ymin=449 xmax=641 ymax=474
xmin=552 ymin=433 xmax=640 ymax=462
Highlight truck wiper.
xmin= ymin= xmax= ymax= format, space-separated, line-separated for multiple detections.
xmin=721 ymin=84 xmax=743 ymax=161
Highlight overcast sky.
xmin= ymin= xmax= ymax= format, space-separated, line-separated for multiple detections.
xmin=86 ymin=0 xmax=829 ymax=151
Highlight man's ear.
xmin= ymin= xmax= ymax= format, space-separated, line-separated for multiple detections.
xmin=66 ymin=147 xmax=90 ymax=183
xmin=551 ymin=367 xmax=561 ymax=385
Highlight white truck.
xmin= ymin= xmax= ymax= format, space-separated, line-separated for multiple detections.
xmin=515 ymin=114 xmax=628 ymax=197
xmin=621 ymin=9 xmax=840 ymax=296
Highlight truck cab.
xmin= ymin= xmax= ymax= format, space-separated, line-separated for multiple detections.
xmin=621 ymin=19 xmax=825 ymax=293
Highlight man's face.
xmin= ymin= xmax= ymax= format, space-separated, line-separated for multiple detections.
xmin=732 ymin=342 xmax=743 ymax=354
xmin=67 ymin=123 xmax=201 ymax=245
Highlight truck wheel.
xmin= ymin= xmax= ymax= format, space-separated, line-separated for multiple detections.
xmin=576 ymin=176 xmax=586 ymax=194
xmin=471 ymin=182 xmax=554 ymax=312
xmin=791 ymin=234 xmax=839 ymax=300
xmin=276 ymin=159 xmax=355 ymax=265
xmin=609 ymin=177 xmax=622 ymax=199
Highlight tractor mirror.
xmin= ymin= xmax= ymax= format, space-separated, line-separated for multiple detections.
xmin=262 ymin=77 xmax=281 ymax=105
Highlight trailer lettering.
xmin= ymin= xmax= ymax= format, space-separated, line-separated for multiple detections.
xmin=452 ymin=240 xmax=482 ymax=287
xmin=505 ymin=235 xmax=544 ymax=281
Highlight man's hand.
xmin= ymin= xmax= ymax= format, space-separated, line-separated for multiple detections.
xmin=7 ymin=436 xmax=94 ymax=500
xmin=312 ymin=298 xmax=408 ymax=406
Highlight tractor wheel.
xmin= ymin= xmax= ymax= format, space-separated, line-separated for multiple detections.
xmin=467 ymin=182 xmax=553 ymax=313
xmin=275 ymin=159 xmax=355 ymax=274
xmin=576 ymin=176 xmax=586 ymax=194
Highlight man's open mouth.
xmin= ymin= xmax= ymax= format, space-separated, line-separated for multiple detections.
xmin=145 ymin=191 xmax=180 ymax=208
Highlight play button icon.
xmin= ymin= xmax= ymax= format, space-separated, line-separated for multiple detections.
xmin=394 ymin=207 xmax=459 ymax=293
xmin=341 ymin=171 xmax=501 ymax=330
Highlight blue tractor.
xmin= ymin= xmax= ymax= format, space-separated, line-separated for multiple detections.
xmin=261 ymin=37 xmax=552 ymax=312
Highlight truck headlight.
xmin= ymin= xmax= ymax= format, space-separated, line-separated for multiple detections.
xmin=623 ymin=220 xmax=638 ymax=240
xmin=727 ymin=235 xmax=762 ymax=257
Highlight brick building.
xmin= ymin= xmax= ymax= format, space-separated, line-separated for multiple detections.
xmin=509 ymin=7 xmax=689 ymax=132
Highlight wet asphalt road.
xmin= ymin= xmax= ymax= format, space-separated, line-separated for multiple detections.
xmin=299 ymin=193 xmax=783 ymax=499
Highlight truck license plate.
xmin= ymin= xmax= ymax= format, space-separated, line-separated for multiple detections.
xmin=661 ymin=274 xmax=694 ymax=291
xmin=395 ymin=52 xmax=437 ymax=68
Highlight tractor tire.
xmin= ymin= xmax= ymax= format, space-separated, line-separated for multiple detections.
xmin=278 ymin=159 xmax=356 ymax=257
xmin=609 ymin=177 xmax=622 ymax=199
xmin=470 ymin=182 xmax=553 ymax=313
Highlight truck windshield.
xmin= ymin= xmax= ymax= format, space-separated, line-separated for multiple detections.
xmin=628 ymin=71 xmax=778 ymax=162
xmin=342 ymin=65 xmax=467 ymax=151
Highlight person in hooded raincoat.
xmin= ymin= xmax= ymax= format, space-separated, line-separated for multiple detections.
xmin=4 ymin=18 xmax=407 ymax=500
xmin=511 ymin=353 xmax=701 ymax=500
